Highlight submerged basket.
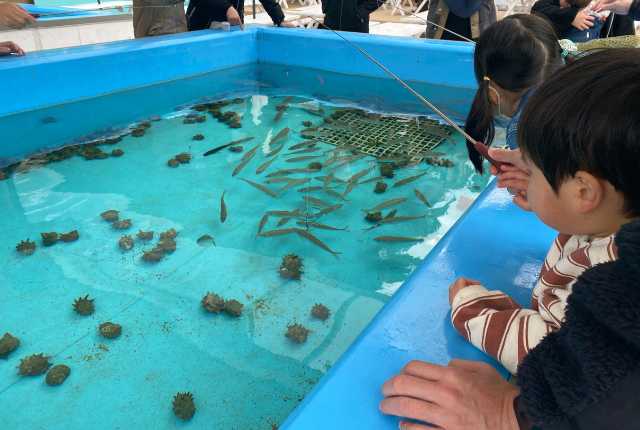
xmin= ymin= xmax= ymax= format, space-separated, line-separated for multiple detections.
xmin=312 ymin=110 xmax=453 ymax=161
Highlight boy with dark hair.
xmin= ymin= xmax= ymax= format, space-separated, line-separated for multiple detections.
xmin=449 ymin=48 xmax=640 ymax=375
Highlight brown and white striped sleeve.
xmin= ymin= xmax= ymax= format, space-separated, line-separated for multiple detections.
xmin=450 ymin=233 xmax=617 ymax=375
xmin=451 ymin=285 xmax=555 ymax=374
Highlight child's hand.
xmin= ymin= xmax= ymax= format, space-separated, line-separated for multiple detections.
xmin=572 ymin=9 xmax=596 ymax=30
xmin=449 ymin=277 xmax=481 ymax=305
xmin=488 ymin=148 xmax=532 ymax=211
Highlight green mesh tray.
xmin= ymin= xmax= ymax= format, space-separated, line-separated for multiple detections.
xmin=313 ymin=110 xmax=453 ymax=161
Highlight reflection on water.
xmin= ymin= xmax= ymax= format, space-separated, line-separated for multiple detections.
xmin=0 ymin=65 xmax=489 ymax=429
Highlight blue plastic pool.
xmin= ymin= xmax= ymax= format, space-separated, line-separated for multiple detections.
xmin=0 ymin=28 xmax=555 ymax=429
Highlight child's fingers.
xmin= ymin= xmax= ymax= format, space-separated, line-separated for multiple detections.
xmin=513 ymin=194 xmax=532 ymax=212
xmin=399 ymin=421 xmax=435 ymax=430
xmin=497 ymin=178 xmax=528 ymax=191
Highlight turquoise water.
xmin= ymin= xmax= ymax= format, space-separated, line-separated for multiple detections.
xmin=0 ymin=64 xmax=489 ymax=429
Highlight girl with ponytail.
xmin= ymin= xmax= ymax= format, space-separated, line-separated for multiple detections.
xmin=464 ymin=14 xmax=563 ymax=173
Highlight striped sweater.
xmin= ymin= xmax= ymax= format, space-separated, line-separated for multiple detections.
xmin=451 ymin=233 xmax=618 ymax=374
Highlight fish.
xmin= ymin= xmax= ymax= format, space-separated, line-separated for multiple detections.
xmin=286 ymin=147 xmax=320 ymax=155
xmin=257 ymin=214 xmax=269 ymax=236
xmin=277 ymin=217 xmax=291 ymax=227
xmin=293 ymin=228 xmax=341 ymax=257
xmin=414 ymin=189 xmax=432 ymax=207
xmin=255 ymin=155 xmax=278 ymax=175
xmin=232 ymin=143 xmax=260 ymax=176
xmin=267 ymin=168 xmax=317 ymax=177
xmin=347 ymin=167 xmax=374 ymax=184
xmin=298 ymin=186 xmax=323 ymax=193
xmin=303 ymin=196 xmax=333 ymax=208
xmin=266 ymin=143 xmax=284 ymax=158
xmin=265 ymin=177 xmax=296 ymax=184
xmin=289 ymin=141 xmax=319 ymax=151
xmin=384 ymin=209 xmax=398 ymax=220
xmin=328 ymin=154 xmax=367 ymax=172
xmin=240 ymin=178 xmax=278 ymax=198
xmin=324 ymin=188 xmax=349 ymax=201
xmin=312 ymin=204 xmax=343 ymax=218
xmin=296 ymin=221 xmax=348 ymax=231
xmin=266 ymin=210 xmax=302 ymax=217
xmin=364 ymin=197 xmax=407 ymax=213
xmin=203 ymin=137 xmax=254 ymax=156
xmin=279 ymin=178 xmax=311 ymax=193
xmin=220 ymin=191 xmax=227 ymax=223
xmin=342 ymin=178 xmax=361 ymax=198
xmin=299 ymin=106 xmax=325 ymax=117
xmin=359 ymin=175 xmax=385 ymax=185
xmin=374 ymin=236 xmax=423 ymax=242
xmin=392 ymin=172 xmax=428 ymax=188
xmin=269 ymin=127 xmax=290 ymax=146
xmin=314 ymin=175 xmax=346 ymax=184
xmin=274 ymin=97 xmax=293 ymax=123
xmin=259 ymin=228 xmax=298 ymax=238
xmin=364 ymin=214 xmax=426 ymax=231
xmin=286 ymin=155 xmax=323 ymax=163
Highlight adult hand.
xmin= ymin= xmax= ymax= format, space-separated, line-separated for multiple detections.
xmin=0 ymin=41 xmax=25 ymax=56
xmin=226 ymin=6 xmax=243 ymax=28
xmin=0 ymin=2 xmax=36 ymax=29
xmin=278 ymin=20 xmax=297 ymax=27
xmin=380 ymin=360 xmax=520 ymax=430
xmin=593 ymin=0 xmax=632 ymax=14
xmin=572 ymin=9 xmax=595 ymax=30
xmin=449 ymin=277 xmax=481 ymax=305
xmin=488 ymin=148 xmax=532 ymax=211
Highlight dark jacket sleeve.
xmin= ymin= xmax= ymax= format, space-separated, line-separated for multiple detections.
xmin=259 ymin=0 xmax=285 ymax=24
xmin=629 ymin=0 xmax=640 ymax=20
xmin=357 ymin=0 xmax=385 ymax=15
xmin=516 ymin=220 xmax=640 ymax=430
xmin=531 ymin=0 xmax=579 ymax=37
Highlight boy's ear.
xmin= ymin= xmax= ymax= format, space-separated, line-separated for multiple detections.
xmin=572 ymin=170 xmax=604 ymax=214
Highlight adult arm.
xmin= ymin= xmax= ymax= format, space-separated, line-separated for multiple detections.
xmin=259 ymin=0 xmax=285 ymax=25
xmin=0 ymin=2 xmax=36 ymax=28
xmin=531 ymin=0 xmax=579 ymax=35
xmin=594 ymin=0 xmax=640 ymax=19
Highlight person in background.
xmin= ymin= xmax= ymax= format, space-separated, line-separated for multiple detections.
xmin=593 ymin=0 xmax=638 ymax=34
xmin=464 ymin=15 xmax=562 ymax=171
xmin=423 ymin=0 xmax=496 ymax=41
xmin=321 ymin=0 xmax=385 ymax=33
xmin=381 ymin=48 xmax=640 ymax=430
xmin=132 ymin=0 xmax=188 ymax=38
xmin=187 ymin=0 xmax=293 ymax=30
xmin=0 ymin=2 xmax=33 ymax=56
xmin=594 ymin=0 xmax=640 ymax=18
xmin=531 ymin=0 xmax=605 ymax=42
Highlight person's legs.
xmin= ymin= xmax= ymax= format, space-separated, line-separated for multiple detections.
xmin=133 ymin=1 xmax=188 ymax=38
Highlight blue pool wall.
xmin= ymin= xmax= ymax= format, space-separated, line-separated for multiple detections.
xmin=0 ymin=27 xmax=474 ymax=160
xmin=0 ymin=28 xmax=555 ymax=428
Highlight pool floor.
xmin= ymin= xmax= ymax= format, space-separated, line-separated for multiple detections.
xmin=0 ymin=65 xmax=489 ymax=429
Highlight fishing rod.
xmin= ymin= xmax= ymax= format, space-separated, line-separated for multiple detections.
xmin=306 ymin=16 xmax=504 ymax=169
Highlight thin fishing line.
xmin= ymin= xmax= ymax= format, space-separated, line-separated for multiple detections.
xmin=309 ymin=16 xmax=475 ymax=143
xmin=387 ymin=4 xmax=475 ymax=43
